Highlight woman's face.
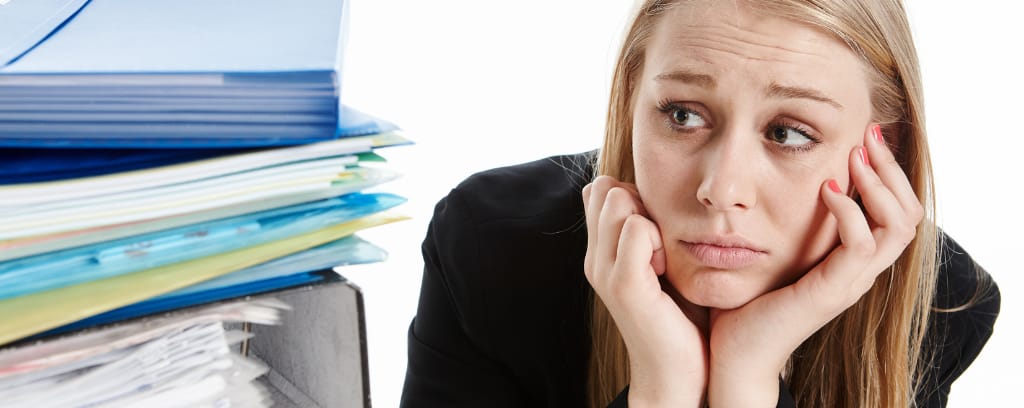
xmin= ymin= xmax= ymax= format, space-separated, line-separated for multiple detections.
xmin=632 ymin=1 xmax=874 ymax=309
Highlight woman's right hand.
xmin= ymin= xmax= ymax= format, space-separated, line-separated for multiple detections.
xmin=583 ymin=175 xmax=707 ymax=407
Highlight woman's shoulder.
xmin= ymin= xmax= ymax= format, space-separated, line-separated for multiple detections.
xmin=933 ymin=232 xmax=1000 ymax=319
xmin=419 ymin=151 xmax=596 ymax=388
xmin=442 ymin=151 xmax=596 ymax=226
xmin=425 ymin=151 xmax=594 ymax=284
xmin=921 ymin=232 xmax=1000 ymax=403
xmin=423 ymin=151 xmax=594 ymax=284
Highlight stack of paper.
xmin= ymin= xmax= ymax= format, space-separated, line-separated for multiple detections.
xmin=0 ymin=0 xmax=366 ymax=147
xmin=0 ymin=134 xmax=410 ymax=345
xmin=0 ymin=0 xmax=409 ymax=405
xmin=0 ymin=297 xmax=290 ymax=408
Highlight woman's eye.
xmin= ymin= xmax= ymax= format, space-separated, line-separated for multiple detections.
xmin=767 ymin=125 xmax=814 ymax=146
xmin=668 ymin=108 xmax=707 ymax=129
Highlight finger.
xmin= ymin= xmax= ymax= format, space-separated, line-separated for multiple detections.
xmin=864 ymin=124 xmax=923 ymax=221
xmin=583 ymin=182 xmax=594 ymax=243
xmin=857 ymin=129 xmax=922 ymax=263
xmin=585 ymin=176 xmax=621 ymax=224
xmin=651 ymin=245 xmax=667 ymax=276
xmin=607 ymin=180 xmax=647 ymax=216
xmin=584 ymin=176 xmax=617 ymax=271
xmin=615 ymin=214 xmax=664 ymax=295
xmin=582 ymin=183 xmax=595 ymax=275
xmin=585 ymin=176 xmax=636 ymax=275
xmin=817 ymin=178 xmax=878 ymax=292
xmin=582 ymin=183 xmax=592 ymax=208
xmin=849 ymin=145 xmax=903 ymax=231
xmin=618 ymin=182 xmax=642 ymax=202
xmin=625 ymin=213 xmax=667 ymax=277
xmin=598 ymin=186 xmax=645 ymax=266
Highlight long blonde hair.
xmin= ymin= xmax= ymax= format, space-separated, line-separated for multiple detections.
xmin=588 ymin=1 xmax=938 ymax=406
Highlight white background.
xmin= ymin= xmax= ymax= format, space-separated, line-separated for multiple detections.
xmin=338 ymin=1 xmax=1023 ymax=406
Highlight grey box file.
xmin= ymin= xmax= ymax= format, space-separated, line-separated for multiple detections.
xmin=244 ymin=276 xmax=371 ymax=408
xmin=0 ymin=272 xmax=371 ymax=407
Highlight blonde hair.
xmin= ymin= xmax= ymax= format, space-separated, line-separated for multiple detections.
xmin=588 ymin=1 xmax=938 ymax=406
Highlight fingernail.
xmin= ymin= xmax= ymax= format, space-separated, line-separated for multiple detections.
xmin=828 ymin=179 xmax=841 ymax=193
xmin=872 ymin=124 xmax=883 ymax=143
xmin=859 ymin=146 xmax=870 ymax=166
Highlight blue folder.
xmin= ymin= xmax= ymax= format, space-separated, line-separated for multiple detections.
xmin=0 ymin=0 xmax=390 ymax=147
xmin=0 ymin=104 xmax=398 ymax=149
xmin=39 ymin=234 xmax=387 ymax=337
xmin=0 ymin=0 xmax=347 ymax=72
xmin=0 ymin=192 xmax=406 ymax=300
xmin=28 ymin=269 xmax=349 ymax=341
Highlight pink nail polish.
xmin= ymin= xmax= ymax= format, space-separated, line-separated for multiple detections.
xmin=859 ymin=146 xmax=870 ymax=166
xmin=828 ymin=179 xmax=841 ymax=193
xmin=872 ymin=124 xmax=883 ymax=143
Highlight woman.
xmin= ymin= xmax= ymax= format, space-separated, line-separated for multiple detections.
xmin=401 ymin=0 xmax=999 ymax=406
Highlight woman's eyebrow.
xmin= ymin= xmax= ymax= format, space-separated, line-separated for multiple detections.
xmin=654 ymin=70 xmax=716 ymax=88
xmin=766 ymin=82 xmax=844 ymax=110
xmin=655 ymin=70 xmax=844 ymax=111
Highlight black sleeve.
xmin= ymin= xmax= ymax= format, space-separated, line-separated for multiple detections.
xmin=399 ymin=192 xmax=531 ymax=407
xmin=609 ymin=387 xmax=628 ymax=407
xmin=778 ymin=378 xmax=797 ymax=407
xmin=917 ymin=234 xmax=1001 ymax=407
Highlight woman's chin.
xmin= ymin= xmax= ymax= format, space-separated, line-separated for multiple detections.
xmin=675 ymin=273 xmax=765 ymax=310
xmin=686 ymin=292 xmax=756 ymax=310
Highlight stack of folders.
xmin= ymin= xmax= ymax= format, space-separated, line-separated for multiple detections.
xmin=0 ymin=0 xmax=408 ymax=406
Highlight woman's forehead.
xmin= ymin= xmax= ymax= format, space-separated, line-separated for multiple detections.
xmin=643 ymin=1 xmax=870 ymax=109
xmin=652 ymin=2 xmax=858 ymax=67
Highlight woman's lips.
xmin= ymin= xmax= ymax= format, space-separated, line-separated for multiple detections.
xmin=681 ymin=241 xmax=767 ymax=269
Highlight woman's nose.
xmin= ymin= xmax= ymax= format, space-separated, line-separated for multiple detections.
xmin=694 ymin=134 xmax=757 ymax=211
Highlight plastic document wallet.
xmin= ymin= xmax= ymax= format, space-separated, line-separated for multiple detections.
xmin=0 ymin=0 xmax=398 ymax=147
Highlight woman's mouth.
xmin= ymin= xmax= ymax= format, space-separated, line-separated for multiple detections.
xmin=680 ymin=238 xmax=767 ymax=269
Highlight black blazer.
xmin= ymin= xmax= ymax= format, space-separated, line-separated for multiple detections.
xmin=400 ymin=152 xmax=1000 ymax=407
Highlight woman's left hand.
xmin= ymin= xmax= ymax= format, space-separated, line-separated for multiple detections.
xmin=705 ymin=125 xmax=925 ymax=407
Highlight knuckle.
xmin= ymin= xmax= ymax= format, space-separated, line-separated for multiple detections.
xmin=896 ymin=223 xmax=917 ymax=242
xmin=606 ymin=186 xmax=629 ymax=200
xmin=910 ymin=202 xmax=925 ymax=222
xmin=868 ymin=176 xmax=887 ymax=192
xmin=621 ymin=213 xmax=648 ymax=232
xmin=897 ymin=224 xmax=921 ymax=247
xmin=592 ymin=175 xmax=617 ymax=192
xmin=848 ymin=238 xmax=876 ymax=255
xmin=604 ymin=187 xmax=635 ymax=210
xmin=618 ymin=215 xmax=637 ymax=239
xmin=884 ymin=156 xmax=900 ymax=169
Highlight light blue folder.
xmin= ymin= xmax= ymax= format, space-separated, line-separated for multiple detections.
xmin=39 ymin=235 xmax=387 ymax=337
xmin=0 ymin=192 xmax=406 ymax=300
xmin=0 ymin=0 xmax=348 ymax=73
xmin=0 ymin=0 xmax=89 ymax=66
xmin=0 ymin=0 xmax=389 ymax=146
